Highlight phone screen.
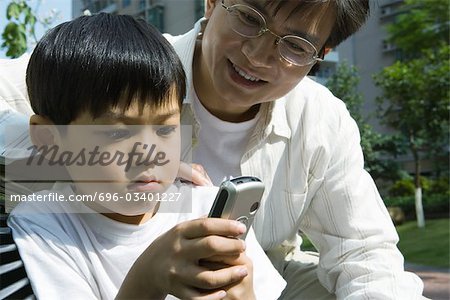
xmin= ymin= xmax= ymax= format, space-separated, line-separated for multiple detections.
xmin=209 ymin=189 xmax=228 ymax=218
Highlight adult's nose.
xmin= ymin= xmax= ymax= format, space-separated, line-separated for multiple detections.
xmin=240 ymin=33 xmax=277 ymax=69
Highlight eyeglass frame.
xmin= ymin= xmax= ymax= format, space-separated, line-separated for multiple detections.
xmin=220 ymin=0 xmax=324 ymax=66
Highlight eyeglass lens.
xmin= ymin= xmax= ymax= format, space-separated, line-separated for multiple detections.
xmin=226 ymin=3 xmax=318 ymax=66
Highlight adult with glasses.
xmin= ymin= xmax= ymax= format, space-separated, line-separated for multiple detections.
xmin=166 ymin=0 xmax=424 ymax=299
xmin=0 ymin=0 xmax=425 ymax=299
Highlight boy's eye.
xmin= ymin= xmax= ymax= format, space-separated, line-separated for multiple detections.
xmin=156 ymin=125 xmax=177 ymax=137
xmin=103 ymin=129 xmax=131 ymax=140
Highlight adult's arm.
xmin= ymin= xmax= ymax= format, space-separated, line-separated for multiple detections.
xmin=299 ymin=103 xmax=424 ymax=299
xmin=0 ymin=54 xmax=32 ymax=114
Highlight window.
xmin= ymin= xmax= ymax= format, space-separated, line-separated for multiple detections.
xmin=123 ymin=0 xmax=131 ymax=8
xmin=147 ymin=5 xmax=164 ymax=32
xmin=140 ymin=0 xmax=146 ymax=11
xmin=382 ymin=40 xmax=397 ymax=52
xmin=195 ymin=0 xmax=205 ymax=20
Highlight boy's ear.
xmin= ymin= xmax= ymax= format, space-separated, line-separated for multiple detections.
xmin=29 ymin=115 xmax=59 ymax=148
xmin=205 ymin=0 xmax=218 ymax=19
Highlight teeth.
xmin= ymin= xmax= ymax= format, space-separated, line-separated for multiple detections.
xmin=232 ymin=64 xmax=260 ymax=82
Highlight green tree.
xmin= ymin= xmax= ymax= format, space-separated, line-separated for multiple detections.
xmin=326 ymin=62 xmax=364 ymax=123
xmin=1 ymin=0 xmax=59 ymax=58
xmin=374 ymin=0 xmax=450 ymax=227
xmin=326 ymin=62 xmax=403 ymax=182
xmin=386 ymin=0 xmax=449 ymax=58
xmin=1 ymin=0 xmax=36 ymax=58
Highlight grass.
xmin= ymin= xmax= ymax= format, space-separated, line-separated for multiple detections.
xmin=300 ymin=234 xmax=317 ymax=252
xmin=396 ymin=218 xmax=449 ymax=268
xmin=300 ymin=218 xmax=450 ymax=268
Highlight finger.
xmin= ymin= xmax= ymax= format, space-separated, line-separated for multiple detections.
xmin=172 ymin=286 xmax=226 ymax=300
xmin=191 ymin=163 xmax=213 ymax=186
xmin=178 ymin=161 xmax=194 ymax=181
xmin=178 ymin=162 xmax=212 ymax=186
xmin=190 ymin=235 xmax=246 ymax=258
xmin=191 ymin=290 xmax=227 ymax=300
xmin=179 ymin=218 xmax=247 ymax=239
xmin=183 ymin=264 xmax=248 ymax=290
xmin=190 ymin=164 xmax=213 ymax=186
xmin=200 ymin=254 xmax=244 ymax=266
xmin=199 ymin=260 xmax=229 ymax=271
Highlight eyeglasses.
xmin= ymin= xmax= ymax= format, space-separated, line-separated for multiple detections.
xmin=221 ymin=0 xmax=323 ymax=66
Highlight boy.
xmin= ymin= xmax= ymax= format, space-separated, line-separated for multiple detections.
xmin=7 ymin=13 xmax=285 ymax=299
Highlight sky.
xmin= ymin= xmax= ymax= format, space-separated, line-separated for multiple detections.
xmin=0 ymin=0 xmax=72 ymax=58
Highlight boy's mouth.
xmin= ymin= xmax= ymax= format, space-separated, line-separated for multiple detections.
xmin=127 ymin=175 xmax=162 ymax=192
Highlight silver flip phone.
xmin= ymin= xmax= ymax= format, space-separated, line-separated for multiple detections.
xmin=208 ymin=176 xmax=265 ymax=239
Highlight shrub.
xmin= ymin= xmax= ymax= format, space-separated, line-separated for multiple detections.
xmin=430 ymin=177 xmax=450 ymax=195
xmin=384 ymin=196 xmax=416 ymax=216
xmin=384 ymin=193 xmax=449 ymax=219
xmin=388 ymin=176 xmax=435 ymax=196
xmin=389 ymin=179 xmax=415 ymax=196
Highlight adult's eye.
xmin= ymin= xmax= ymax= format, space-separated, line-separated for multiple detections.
xmin=236 ymin=9 xmax=260 ymax=27
xmin=285 ymin=39 xmax=307 ymax=53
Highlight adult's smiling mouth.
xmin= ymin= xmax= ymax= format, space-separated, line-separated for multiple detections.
xmin=232 ymin=63 xmax=261 ymax=82
xmin=228 ymin=60 xmax=267 ymax=87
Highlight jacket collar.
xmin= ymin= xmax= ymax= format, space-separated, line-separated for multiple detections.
xmin=171 ymin=18 xmax=204 ymax=106
xmin=259 ymin=99 xmax=291 ymax=140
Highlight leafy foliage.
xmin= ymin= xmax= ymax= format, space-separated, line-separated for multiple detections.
xmin=386 ymin=0 xmax=449 ymax=59
xmin=389 ymin=176 xmax=434 ymax=197
xmin=389 ymin=179 xmax=416 ymax=197
xmin=1 ymin=0 xmax=36 ymax=58
xmin=374 ymin=46 xmax=450 ymax=175
xmin=1 ymin=0 xmax=59 ymax=58
xmin=326 ymin=62 xmax=364 ymax=122
xmin=429 ymin=177 xmax=450 ymax=195
xmin=326 ymin=62 xmax=402 ymax=181
xmin=374 ymin=0 xmax=450 ymax=196
xmin=384 ymin=194 xmax=449 ymax=218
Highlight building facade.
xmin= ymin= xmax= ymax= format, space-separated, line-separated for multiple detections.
xmin=73 ymin=0 xmax=205 ymax=35
xmin=337 ymin=0 xmax=405 ymax=131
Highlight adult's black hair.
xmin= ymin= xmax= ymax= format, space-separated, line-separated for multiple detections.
xmin=26 ymin=13 xmax=186 ymax=124
xmin=264 ymin=0 xmax=370 ymax=48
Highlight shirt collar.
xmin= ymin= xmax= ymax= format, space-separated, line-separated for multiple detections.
xmin=174 ymin=18 xmax=205 ymax=106
xmin=259 ymin=98 xmax=291 ymax=140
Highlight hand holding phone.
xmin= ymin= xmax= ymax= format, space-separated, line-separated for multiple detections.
xmin=208 ymin=176 xmax=265 ymax=239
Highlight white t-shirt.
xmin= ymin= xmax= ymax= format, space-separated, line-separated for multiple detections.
xmin=192 ymin=94 xmax=259 ymax=185
xmin=8 ymin=183 xmax=286 ymax=300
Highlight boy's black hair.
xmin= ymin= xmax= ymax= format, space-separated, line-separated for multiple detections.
xmin=26 ymin=13 xmax=186 ymax=124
